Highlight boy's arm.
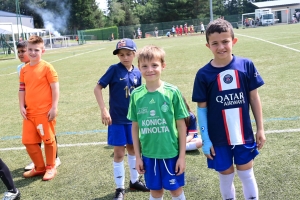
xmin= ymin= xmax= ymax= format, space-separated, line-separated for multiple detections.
xmin=18 ymin=84 xmax=27 ymax=120
xmin=249 ymin=89 xmax=266 ymax=150
xmin=175 ymin=118 xmax=186 ymax=175
xmin=94 ymin=84 xmax=111 ymax=126
xmin=197 ymin=102 xmax=215 ymax=159
xmin=48 ymin=82 xmax=59 ymax=121
xmin=132 ymin=122 xmax=144 ymax=174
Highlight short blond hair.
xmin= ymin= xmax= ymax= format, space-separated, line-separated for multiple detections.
xmin=28 ymin=35 xmax=44 ymax=46
xmin=137 ymin=45 xmax=165 ymax=66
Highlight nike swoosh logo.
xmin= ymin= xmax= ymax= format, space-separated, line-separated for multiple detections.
xmin=120 ymin=78 xmax=126 ymax=80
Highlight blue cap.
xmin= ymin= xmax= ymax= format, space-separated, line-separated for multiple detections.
xmin=113 ymin=38 xmax=137 ymax=55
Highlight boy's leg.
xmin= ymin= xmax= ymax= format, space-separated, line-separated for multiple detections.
xmin=113 ymin=146 xmax=126 ymax=189
xmin=150 ymin=189 xmax=164 ymax=200
xmin=23 ymin=144 xmax=46 ymax=177
xmin=0 ymin=159 xmax=17 ymax=192
xmin=237 ymin=162 xmax=258 ymax=200
xmin=125 ymin=125 xmax=149 ymax=192
xmin=170 ymin=188 xmax=185 ymax=200
xmin=219 ymin=167 xmax=236 ymax=200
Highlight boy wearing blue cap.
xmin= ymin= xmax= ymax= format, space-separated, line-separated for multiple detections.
xmin=94 ymin=38 xmax=149 ymax=200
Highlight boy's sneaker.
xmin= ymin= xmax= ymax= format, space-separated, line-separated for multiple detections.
xmin=3 ymin=188 xmax=20 ymax=200
xmin=113 ymin=188 xmax=125 ymax=200
xmin=24 ymin=162 xmax=34 ymax=171
xmin=55 ymin=157 xmax=61 ymax=168
xmin=129 ymin=179 xmax=150 ymax=192
xmin=23 ymin=168 xmax=45 ymax=178
xmin=42 ymin=166 xmax=57 ymax=181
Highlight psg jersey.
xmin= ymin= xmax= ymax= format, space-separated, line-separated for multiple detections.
xmin=192 ymin=56 xmax=264 ymax=146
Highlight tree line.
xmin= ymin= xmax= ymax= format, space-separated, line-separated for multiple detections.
xmin=0 ymin=0 xmax=268 ymax=33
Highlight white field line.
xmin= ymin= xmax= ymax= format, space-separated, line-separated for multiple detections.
xmin=285 ymin=42 xmax=300 ymax=46
xmin=0 ymin=48 xmax=105 ymax=77
xmin=236 ymin=33 xmax=300 ymax=53
xmin=1 ymin=128 xmax=299 ymax=152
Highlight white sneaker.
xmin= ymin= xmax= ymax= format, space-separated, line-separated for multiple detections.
xmin=24 ymin=162 xmax=34 ymax=171
xmin=55 ymin=157 xmax=61 ymax=168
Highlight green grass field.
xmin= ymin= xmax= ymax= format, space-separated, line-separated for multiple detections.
xmin=0 ymin=23 xmax=300 ymax=199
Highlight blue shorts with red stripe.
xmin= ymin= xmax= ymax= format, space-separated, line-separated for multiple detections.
xmin=207 ymin=142 xmax=259 ymax=172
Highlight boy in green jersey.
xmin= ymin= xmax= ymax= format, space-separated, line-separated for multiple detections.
xmin=127 ymin=45 xmax=189 ymax=200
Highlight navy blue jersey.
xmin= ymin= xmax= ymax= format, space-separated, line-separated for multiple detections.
xmin=187 ymin=112 xmax=198 ymax=138
xmin=192 ymin=56 xmax=264 ymax=146
xmin=98 ymin=62 xmax=141 ymax=124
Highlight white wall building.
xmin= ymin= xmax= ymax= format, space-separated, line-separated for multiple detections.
xmin=0 ymin=10 xmax=34 ymax=28
xmin=251 ymin=0 xmax=300 ymax=23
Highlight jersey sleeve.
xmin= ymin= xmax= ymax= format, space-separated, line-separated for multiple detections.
xmin=192 ymin=70 xmax=207 ymax=103
xmin=127 ymin=92 xmax=137 ymax=122
xmin=19 ymin=66 xmax=25 ymax=83
xmin=247 ymin=61 xmax=264 ymax=91
xmin=97 ymin=65 xmax=115 ymax=88
xmin=173 ymin=89 xmax=189 ymax=120
xmin=46 ymin=64 xmax=58 ymax=83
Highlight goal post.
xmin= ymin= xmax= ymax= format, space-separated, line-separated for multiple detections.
xmin=0 ymin=23 xmax=18 ymax=59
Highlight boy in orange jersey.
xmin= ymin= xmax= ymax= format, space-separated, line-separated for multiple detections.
xmin=19 ymin=35 xmax=59 ymax=181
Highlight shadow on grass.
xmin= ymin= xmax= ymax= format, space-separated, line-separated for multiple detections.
xmin=92 ymin=188 xmax=143 ymax=200
xmin=186 ymin=149 xmax=201 ymax=156
xmin=11 ymin=167 xmax=44 ymax=188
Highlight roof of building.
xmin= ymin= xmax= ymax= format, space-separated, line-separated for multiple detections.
xmin=252 ymin=0 xmax=300 ymax=8
xmin=0 ymin=10 xmax=31 ymax=18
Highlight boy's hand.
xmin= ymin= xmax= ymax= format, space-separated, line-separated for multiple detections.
xmin=48 ymin=107 xmax=57 ymax=121
xmin=20 ymin=106 xmax=27 ymax=120
xmin=175 ymin=156 xmax=185 ymax=175
xmin=101 ymin=107 xmax=112 ymax=126
xmin=256 ymin=129 xmax=266 ymax=150
xmin=202 ymin=140 xmax=215 ymax=160
xmin=135 ymin=157 xmax=145 ymax=174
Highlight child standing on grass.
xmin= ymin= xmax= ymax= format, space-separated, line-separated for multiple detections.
xmin=127 ymin=45 xmax=189 ymax=200
xmin=192 ymin=19 xmax=266 ymax=200
xmin=94 ymin=38 xmax=149 ymax=200
xmin=182 ymin=97 xmax=202 ymax=151
xmin=0 ymin=159 xmax=20 ymax=200
xmin=16 ymin=41 xmax=61 ymax=172
xmin=19 ymin=35 xmax=59 ymax=181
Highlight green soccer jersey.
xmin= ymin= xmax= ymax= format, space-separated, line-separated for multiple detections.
xmin=127 ymin=82 xmax=189 ymax=159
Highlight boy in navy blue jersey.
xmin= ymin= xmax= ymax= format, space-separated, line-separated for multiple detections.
xmin=0 ymin=159 xmax=20 ymax=200
xmin=94 ymin=38 xmax=149 ymax=200
xmin=192 ymin=19 xmax=266 ymax=199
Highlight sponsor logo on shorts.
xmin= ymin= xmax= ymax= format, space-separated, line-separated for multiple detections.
xmin=169 ymin=179 xmax=176 ymax=185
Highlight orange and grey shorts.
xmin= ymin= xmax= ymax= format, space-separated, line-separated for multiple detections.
xmin=22 ymin=115 xmax=56 ymax=145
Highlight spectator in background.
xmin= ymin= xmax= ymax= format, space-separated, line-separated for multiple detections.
xmin=154 ymin=27 xmax=158 ymax=37
xmin=171 ymin=25 xmax=176 ymax=37
xmin=133 ymin=31 xmax=136 ymax=39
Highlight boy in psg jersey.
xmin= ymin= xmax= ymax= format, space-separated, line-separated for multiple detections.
xmin=94 ymin=38 xmax=149 ymax=200
xmin=127 ymin=45 xmax=189 ymax=200
xmin=192 ymin=19 xmax=266 ymax=200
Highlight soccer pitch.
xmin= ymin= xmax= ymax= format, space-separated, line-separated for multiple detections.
xmin=0 ymin=23 xmax=300 ymax=199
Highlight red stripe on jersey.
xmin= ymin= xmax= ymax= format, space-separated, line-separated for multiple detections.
xmin=222 ymin=110 xmax=231 ymax=145
xmin=239 ymin=108 xmax=245 ymax=144
xmin=217 ymin=74 xmax=222 ymax=91
xmin=235 ymin=70 xmax=240 ymax=89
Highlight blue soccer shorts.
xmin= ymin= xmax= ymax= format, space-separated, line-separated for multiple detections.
xmin=107 ymin=124 xmax=133 ymax=146
xmin=142 ymin=155 xmax=185 ymax=191
xmin=207 ymin=142 xmax=259 ymax=172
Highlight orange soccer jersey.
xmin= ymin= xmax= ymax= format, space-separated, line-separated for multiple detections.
xmin=20 ymin=60 xmax=58 ymax=117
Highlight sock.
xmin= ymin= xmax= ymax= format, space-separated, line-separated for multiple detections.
xmin=113 ymin=160 xmax=125 ymax=189
xmin=186 ymin=142 xmax=197 ymax=151
xmin=0 ymin=159 xmax=17 ymax=192
xmin=150 ymin=194 xmax=163 ymax=200
xmin=127 ymin=154 xmax=139 ymax=183
xmin=45 ymin=140 xmax=57 ymax=167
xmin=237 ymin=168 xmax=258 ymax=200
xmin=25 ymin=144 xmax=45 ymax=171
xmin=172 ymin=191 xmax=186 ymax=200
xmin=219 ymin=172 xmax=236 ymax=200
